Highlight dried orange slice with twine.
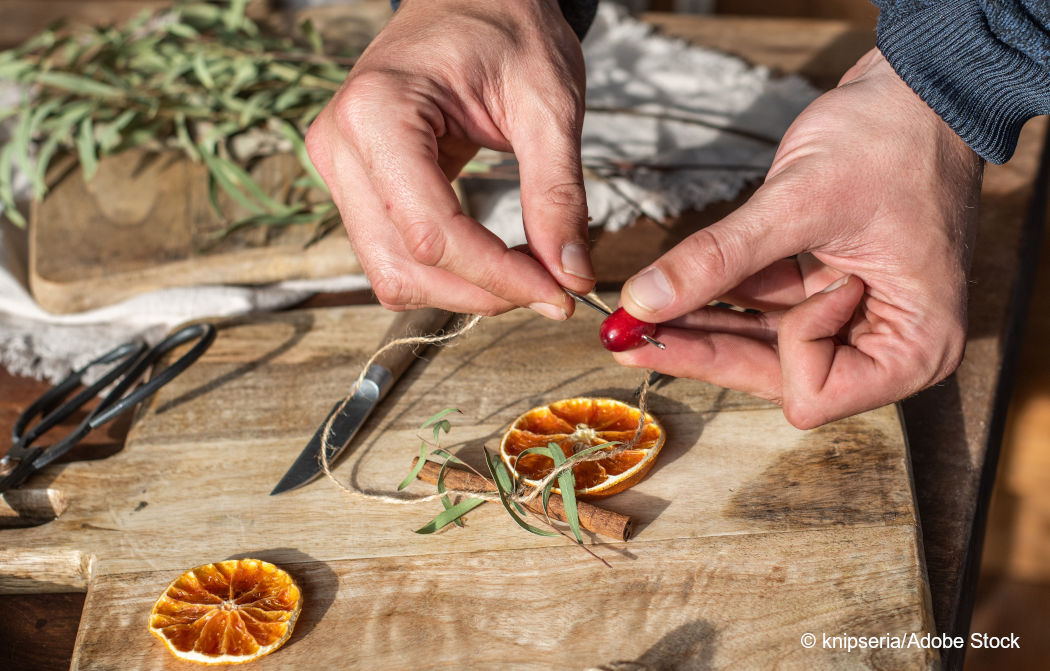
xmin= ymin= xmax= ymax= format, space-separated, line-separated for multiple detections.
xmin=148 ymin=558 xmax=302 ymax=665
xmin=499 ymin=397 xmax=664 ymax=499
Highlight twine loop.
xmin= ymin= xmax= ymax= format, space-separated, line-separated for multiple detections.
xmin=316 ymin=309 xmax=654 ymax=513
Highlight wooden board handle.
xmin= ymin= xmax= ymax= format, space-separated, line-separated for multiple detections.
xmin=414 ymin=458 xmax=633 ymax=541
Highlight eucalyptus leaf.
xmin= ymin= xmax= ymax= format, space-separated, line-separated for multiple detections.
xmin=421 ymin=408 xmax=462 ymax=430
xmin=75 ymin=117 xmax=98 ymax=181
xmin=546 ymin=441 xmax=582 ymax=544
xmin=200 ymin=151 xmax=264 ymax=214
xmin=276 ymin=119 xmax=328 ymax=191
xmin=35 ymin=71 xmax=126 ymax=98
xmin=484 ymin=448 xmax=557 ymax=537
xmin=436 ymin=459 xmax=465 ymax=527
xmin=192 ymin=51 xmax=215 ymax=89
xmin=430 ymin=448 xmax=468 ymax=467
xmin=1 ymin=0 xmax=359 ymax=234
xmin=414 ymin=497 xmax=486 ymax=535
xmin=97 ymin=110 xmax=138 ymax=152
xmin=0 ymin=142 xmax=26 ymax=227
xmin=301 ymin=20 xmax=323 ymax=55
xmin=31 ymin=134 xmax=63 ymax=200
xmin=397 ymin=443 xmax=429 ymax=491
xmin=167 ymin=22 xmax=200 ymax=40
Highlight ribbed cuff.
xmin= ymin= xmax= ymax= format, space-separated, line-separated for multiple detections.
xmin=390 ymin=1 xmax=598 ymax=42
xmin=877 ymin=1 xmax=1050 ymax=164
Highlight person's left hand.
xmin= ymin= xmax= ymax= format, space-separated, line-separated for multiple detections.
xmin=609 ymin=49 xmax=984 ymax=429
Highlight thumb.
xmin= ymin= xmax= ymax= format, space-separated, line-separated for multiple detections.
xmin=512 ymin=104 xmax=594 ymax=292
xmin=618 ymin=186 xmax=811 ymax=322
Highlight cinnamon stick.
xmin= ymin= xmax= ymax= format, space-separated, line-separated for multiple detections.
xmin=413 ymin=458 xmax=633 ymax=541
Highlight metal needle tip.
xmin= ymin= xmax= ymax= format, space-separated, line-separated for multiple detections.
xmin=563 ymin=288 xmax=667 ymax=349
xmin=643 ymin=335 xmax=666 ymax=349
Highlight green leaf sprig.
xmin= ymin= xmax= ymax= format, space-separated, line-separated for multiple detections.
xmin=401 ymin=408 xmax=614 ymax=565
xmin=0 ymin=0 xmax=351 ymax=236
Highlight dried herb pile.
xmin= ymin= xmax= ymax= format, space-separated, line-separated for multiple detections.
xmin=0 ymin=0 xmax=352 ymax=236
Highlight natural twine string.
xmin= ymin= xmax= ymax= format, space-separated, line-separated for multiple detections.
xmin=316 ymin=306 xmax=655 ymax=511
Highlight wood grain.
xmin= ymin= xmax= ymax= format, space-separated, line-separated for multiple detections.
xmin=78 ymin=527 xmax=932 ymax=671
xmin=0 ymin=303 xmax=934 ymax=668
xmin=29 ymin=151 xmax=359 ymax=313
xmin=0 ymin=591 xmax=85 ymax=671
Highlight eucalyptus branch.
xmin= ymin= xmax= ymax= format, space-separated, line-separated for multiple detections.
xmin=0 ymin=0 xmax=354 ymax=235
xmin=402 ymin=409 xmax=611 ymax=566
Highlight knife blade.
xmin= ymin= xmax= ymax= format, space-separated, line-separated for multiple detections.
xmin=270 ymin=307 xmax=454 ymax=495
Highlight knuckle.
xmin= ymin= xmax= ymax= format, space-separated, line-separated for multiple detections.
xmin=542 ymin=181 xmax=586 ymax=208
xmin=685 ymin=228 xmax=733 ymax=278
xmin=543 ymin=91 xmax=583 ymax=124
xmin=470 ymin=260 xmax=514 ymax=299
xmin=927 ymin=319 xmax=967 ymax=384
xmin=402 ymin=222 xmax=448 ymax=267
xmin=332 ymin=73 xmax=389 ymax=141
xmin=781 ymin=401 xmax=825 ymax=431
xmin=304 ymin=119 xmax=323 ymax=157
xmin=370 ymin=268 xmax=415 ymax=307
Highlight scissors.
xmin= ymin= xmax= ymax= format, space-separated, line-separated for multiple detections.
xmin=0 ymin=322 xmax=216 ymax=493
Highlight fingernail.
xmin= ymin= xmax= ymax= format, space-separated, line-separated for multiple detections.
xmin=529 ymin=302 xmax=568 ymax=321
xmin=820 ymin=275 xmax=850 ymax=293
xmin=561 ymin=242 xmax=594 ymax=280
xmin=626 ymin=266 xmax=673 ymax=311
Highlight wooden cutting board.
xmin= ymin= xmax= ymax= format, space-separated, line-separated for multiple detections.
xmin=28 ymin=150 xmax=361 ymax=314
xmin=22 ymin=2 xmax=398 ymax=315
xmin=0 ymin=303 xmax=936 ymax=669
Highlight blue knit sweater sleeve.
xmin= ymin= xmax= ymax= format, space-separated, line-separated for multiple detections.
xmin=874 ymin=0 xmax=1050 ymax=164
xmin=389 ymin=1 xmax=598 ymax=41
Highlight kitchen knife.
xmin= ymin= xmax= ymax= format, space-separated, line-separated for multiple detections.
xmin=270 ymin=307 xmax=454 ymax=495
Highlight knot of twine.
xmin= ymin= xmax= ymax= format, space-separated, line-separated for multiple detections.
xmin=317 ymin=306 xmax=654 ymax=511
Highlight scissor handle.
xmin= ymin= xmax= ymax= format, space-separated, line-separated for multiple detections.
xmin=26 ymin=323 xmax=217 ymax=474
xmin=10 ymin=340 xmax=147 ymax=452
xmin=87 ymin=322 xmax=216 ymax=430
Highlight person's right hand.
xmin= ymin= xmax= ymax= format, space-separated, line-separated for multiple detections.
xmin=306 ymin=0 xmax=595 ymax=319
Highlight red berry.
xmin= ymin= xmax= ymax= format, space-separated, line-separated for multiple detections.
xmin=600 ymin=308 xmax=656 ymax=352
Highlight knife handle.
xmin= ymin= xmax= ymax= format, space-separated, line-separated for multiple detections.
xmin=371 ymin=308 xmax=455 ymax=383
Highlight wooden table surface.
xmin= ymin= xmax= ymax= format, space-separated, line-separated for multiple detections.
xmin=2 ymin=12 xmax=1048 ymax=671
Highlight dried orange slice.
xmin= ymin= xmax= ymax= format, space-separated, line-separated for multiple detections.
xmin=499 ymin=397 xmax=664 ymax=499
xmin=148 ymin=559 xmax=302 ymax=665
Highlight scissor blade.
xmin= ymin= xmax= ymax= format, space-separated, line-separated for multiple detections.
xmin=270 ymin=376 xmax=383 ymax=496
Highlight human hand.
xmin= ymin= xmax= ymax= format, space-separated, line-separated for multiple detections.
xmin=611 ymin=48 xmax=984 ymax=429
xmin=305 ymin=0 xmax=595 ymax=319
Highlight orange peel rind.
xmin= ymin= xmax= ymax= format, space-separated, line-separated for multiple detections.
xmin=148 ymin=558 xmax=302 ymax=665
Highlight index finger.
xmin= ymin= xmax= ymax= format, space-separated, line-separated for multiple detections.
xmin=345 ymin=89 xmax=574 ymax=317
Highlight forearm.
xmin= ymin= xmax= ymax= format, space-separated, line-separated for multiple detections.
xmin=873 ymin=0 xmax=1050 ymax=163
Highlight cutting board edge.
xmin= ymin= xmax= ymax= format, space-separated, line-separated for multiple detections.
xmin=27 ymin=219 xmax=361 ymax=313
xmin=69 ymin=522 xmax=938 ymax=671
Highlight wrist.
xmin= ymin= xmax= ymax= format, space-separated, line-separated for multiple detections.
xmin=843 ymin=49 xmax=979 ymax=165
xmin=874 ymin=1 xmax=1050 ymax=164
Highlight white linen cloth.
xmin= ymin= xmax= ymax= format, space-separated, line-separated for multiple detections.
xmin=0 ymin=3 xmax=818 ymax=382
